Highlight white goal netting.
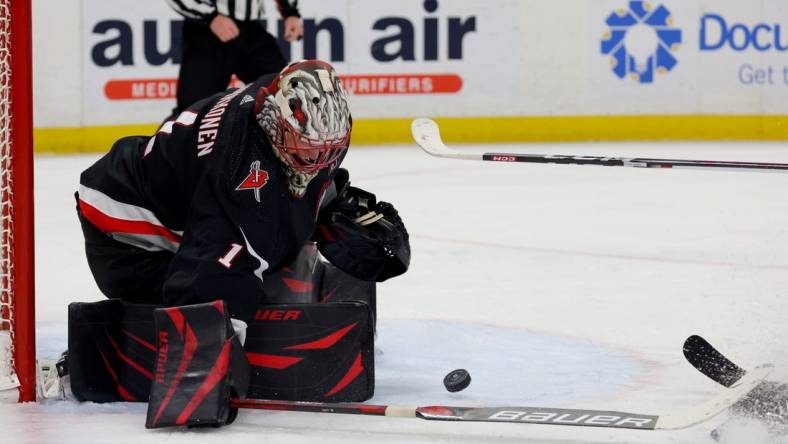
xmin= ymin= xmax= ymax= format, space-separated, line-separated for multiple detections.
xmin=0 ymin=331 xmax=19 ymax=394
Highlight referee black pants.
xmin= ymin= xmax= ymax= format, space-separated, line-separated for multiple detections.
xmin=174 ymin=19 xmax=288 ymax=114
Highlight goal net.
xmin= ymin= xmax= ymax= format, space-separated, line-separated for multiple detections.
xmin=0 ymin=0 xmax=36 ymax=402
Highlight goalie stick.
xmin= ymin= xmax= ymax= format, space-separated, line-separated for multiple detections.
xmin=229 ymin=361 xmax=772 ymax=431
xmin=411 ymin=118 xmax=788 ymax=173
xmin=682 ymin=335 xmax=788 ymax=441
xmin=683 ymin=335 xmax=747 ymax=388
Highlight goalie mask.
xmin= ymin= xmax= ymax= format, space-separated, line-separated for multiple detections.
xmin=255 ymin=60 xmax=352 ymax=198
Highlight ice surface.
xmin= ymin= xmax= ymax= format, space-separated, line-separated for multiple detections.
xmin=3 ymin=141 xmax=788 ymax=443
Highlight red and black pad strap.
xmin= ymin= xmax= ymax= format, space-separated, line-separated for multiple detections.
xmin=145 ymin=301 xmax=249 ymax=429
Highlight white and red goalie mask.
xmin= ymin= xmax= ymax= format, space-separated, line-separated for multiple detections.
xmin=255 ymin=60 xmax=352 ymax=198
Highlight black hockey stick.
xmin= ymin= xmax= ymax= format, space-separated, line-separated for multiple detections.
xmin=412 ymin=118 xmax=788 ymax=173
xmin=683 ymin=335 xmax=747 ymax=387
xmin=230 ymin=361 xmax=771 ymax=431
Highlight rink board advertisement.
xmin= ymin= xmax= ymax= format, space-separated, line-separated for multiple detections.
xmin=80 ymin=0 xmax=520 ymax=125
xmin=32 ymin=0 xmax=788 ymax=151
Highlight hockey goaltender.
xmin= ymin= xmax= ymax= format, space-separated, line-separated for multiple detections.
xmin=65 ymin=59 xmax=410 ymax=427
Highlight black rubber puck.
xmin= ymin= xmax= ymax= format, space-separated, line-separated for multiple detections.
xmin=443 ymin=369 xmax=471 ymax=392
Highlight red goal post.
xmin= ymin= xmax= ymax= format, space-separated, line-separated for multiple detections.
xmin=0 ymin=0 xmax=36 ymax=402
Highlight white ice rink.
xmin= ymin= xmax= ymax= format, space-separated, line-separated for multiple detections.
xmin=3 ymin=140 xmax=788 ymax=443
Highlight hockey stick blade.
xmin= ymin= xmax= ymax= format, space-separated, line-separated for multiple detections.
xmin=683 ymin=335 xmax=747 ymax=388
xmin=412 ymin=118 xmax=482 ymax=161
xmin=230 ymin=364 xmax=771 ymax=431
xmin=411 ymin=118 xmax=788 ymax=173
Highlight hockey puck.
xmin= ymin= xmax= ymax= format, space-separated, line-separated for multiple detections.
xmin=443 ymin=369 xmax=471 ymax=392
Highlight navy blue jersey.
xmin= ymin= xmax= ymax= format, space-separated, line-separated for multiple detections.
xmin=79 ymin=75 xmax=342 ymax=319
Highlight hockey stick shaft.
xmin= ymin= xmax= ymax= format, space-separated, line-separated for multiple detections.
xmin=229 ymin=398 xmax=393 ymax=417
xmin=412 ymin=118 xmax=788 ymax=173
xmin=229 ymin=398 xmax=660 ymax=430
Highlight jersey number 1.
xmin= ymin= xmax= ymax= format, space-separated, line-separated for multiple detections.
xmin=218 ymin=243 xmax=244 ymax=269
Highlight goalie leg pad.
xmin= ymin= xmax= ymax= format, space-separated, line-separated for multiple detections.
xmin=145 ymin=301 xmax=249 ymax=429
xmin=67 ymin=281 xmax=374 ymax=406
xmin=245 ymin=301 xmax=375 ymax=402
xmin=68 ymin=299 xmax=159 ymax=403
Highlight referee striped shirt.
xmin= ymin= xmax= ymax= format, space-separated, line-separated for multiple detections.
xmin=166 ymin=0 xmax=299 ymax=22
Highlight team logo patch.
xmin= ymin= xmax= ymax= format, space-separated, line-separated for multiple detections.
xmin=236 ymin=160 xmax=269 ymax=202
xmin=240 ymin=95 xmax=255 ymax=106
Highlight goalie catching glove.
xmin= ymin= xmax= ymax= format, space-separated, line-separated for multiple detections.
xmin=314 ymin=169 xmax=410 ymax=282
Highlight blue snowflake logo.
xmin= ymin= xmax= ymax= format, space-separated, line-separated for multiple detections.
xmin=600 ymin=1 xmax=682 ymax=83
